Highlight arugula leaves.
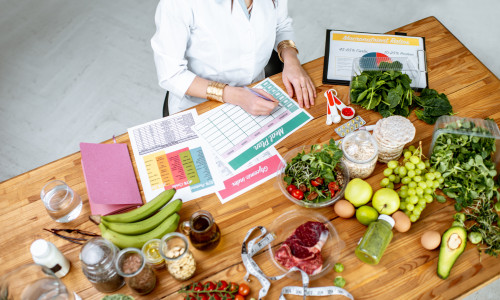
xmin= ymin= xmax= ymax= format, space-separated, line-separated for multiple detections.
xmin=350 ymin=62 xmax=453 ymax=124
xmin=284 ymin=139 xmax=343 ymax=203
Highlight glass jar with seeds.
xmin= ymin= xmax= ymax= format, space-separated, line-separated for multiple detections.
xmin=341 ymin=131 xmax=378 ymax=179
xmin=159 ymin=232 xmax=196 ymax=281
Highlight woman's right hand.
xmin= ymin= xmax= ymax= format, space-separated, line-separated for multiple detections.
xmin=224 ymin=86 xmax=279 ymax=116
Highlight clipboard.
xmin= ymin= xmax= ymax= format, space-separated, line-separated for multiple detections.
xmin=322 ymin=29 xmax=428 ymax=90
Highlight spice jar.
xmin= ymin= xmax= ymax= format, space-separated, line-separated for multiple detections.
xmin=160 ymin=232 xmax=196 ymax=281
xmin=115 ymin=248 xmax=157 ymax=295
xmin=142 ymin=239 xmax=165 ymax=270
xmin=341 ymin=130 xmax=378 ymax=179
xmin=355 ymin=214 xmax=395 ymax=265
xmin=80 ymin=237 xmax=124 ymax=293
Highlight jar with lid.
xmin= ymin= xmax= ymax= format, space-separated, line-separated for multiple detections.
xmin=341 ymin=130 xmax=378 ymax=179
xmin=30 ymin=239 xmax=71 ymax=278
xmin=159 ymin=232 xmax=196 ymax=281
xmin=80 ymin=237 xmax=124 ymax=293
xmin=355 ymin=214 xmax=395 ymax=265
xmin=142 ymin=239 xmax=165 ymax=270
xmin=115 ymin=248 xmax=157 ymax=295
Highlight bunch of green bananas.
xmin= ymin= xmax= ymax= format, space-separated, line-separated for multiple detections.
xmin=98 ymin=189 xmax=182 ymax=249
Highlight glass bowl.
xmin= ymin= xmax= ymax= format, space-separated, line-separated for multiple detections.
xmin=277 ymin=144 xmax=350 ymax=208
xmin=267 ymin=209 xmax=344 ymax=281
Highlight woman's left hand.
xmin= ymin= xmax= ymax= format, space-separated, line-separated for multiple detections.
xmin=281 ymin=50 xmax=316 ymax=108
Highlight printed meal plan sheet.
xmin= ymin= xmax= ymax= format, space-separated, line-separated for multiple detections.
xmin=194 ymin=78 xmax=313 ymax=171
xmin=324 ymin=30 xmax=427 ymax=88
xmin=215 ymin=147 xmax=283 ymax=204
xmin=128 ymin=109 xmax=224 ymax=202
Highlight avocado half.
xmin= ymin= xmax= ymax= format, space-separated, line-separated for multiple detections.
xmin=437 ymin=226 xmax=467 ymax=279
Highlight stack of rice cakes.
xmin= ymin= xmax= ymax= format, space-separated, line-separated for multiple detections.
xmin=373 ymin=116 xmax=416 ymax=163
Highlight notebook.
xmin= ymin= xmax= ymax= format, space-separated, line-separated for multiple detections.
xmin=80 ymin=142 xmax=143 ymax=216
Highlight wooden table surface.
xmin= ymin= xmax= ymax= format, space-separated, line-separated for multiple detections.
xmin=1 ymin=16 xmax=499 ymax=300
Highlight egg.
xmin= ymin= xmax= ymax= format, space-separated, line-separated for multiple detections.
xmin=392 ymin=211 xmax=411 ymax=233
xmin=421 ymin=230 xmax=441 ymax=250
xmin=334 ymin=200 xmax=355 ymax=218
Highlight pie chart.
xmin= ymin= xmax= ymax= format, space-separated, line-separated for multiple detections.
xmin=362 ymin=52 xmax=392 ymax=66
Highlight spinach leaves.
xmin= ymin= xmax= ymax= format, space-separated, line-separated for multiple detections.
xmin=350 ymin=62 xmax=453 ymax=124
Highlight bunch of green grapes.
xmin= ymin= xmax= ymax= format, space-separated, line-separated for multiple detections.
xmin=380 ymin=144 xmax=444 ymax=222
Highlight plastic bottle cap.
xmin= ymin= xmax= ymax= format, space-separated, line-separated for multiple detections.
xmin=378 ymin=214 xmax=395 ymax=228
xmin=30 ymin=239 xmax=50 ymax=258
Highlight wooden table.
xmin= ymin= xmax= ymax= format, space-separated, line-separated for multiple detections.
xmin=1 ymin=16 xmax=499 ymax=300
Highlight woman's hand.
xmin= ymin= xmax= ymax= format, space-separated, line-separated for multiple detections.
xmin=281 ymin=48 xmax=316 ymax=108
xmin=224 ymin=86 xmax=279 ymax=116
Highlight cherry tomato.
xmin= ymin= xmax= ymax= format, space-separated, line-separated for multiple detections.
xmin=187 ymin=296 xmax=197 ymax=300
xmin=199 ymin=295 xmax=209 ymax=300
xmin=286 ymin=184 xmax=298 ymax=193
xmin=194 ymin=282 xmax=204 ymax=292
xmin=238 ymin=283 xmax=250 ymax=296
xmin=209 ymin=293 xmax=221 ymax=300
xmin=291 ymin=189 xmax=304 ymax=200
xmin=235 ymin=295 xmax=245 ymax=300
xmin=310 ymin=177 xmax=324 ymax=187
xmin=216 ymin=280 xmax=228 ymax=291
xmin=229 ymin=282 xmax=239 ymax=293
xmin=328 ymin=181 xmax=339 ymax=192
xmin=204 ymin=281 xmax=216 ymax=291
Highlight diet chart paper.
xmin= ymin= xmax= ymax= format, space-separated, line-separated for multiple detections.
xmin=128 ymin=109 xmax=224 ymax=202
xmin=193 ymin=78 xmax=313 ymax=171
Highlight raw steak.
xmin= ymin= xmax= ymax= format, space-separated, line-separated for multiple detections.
xmin=274 ymin=221 xmax=328 ymax=275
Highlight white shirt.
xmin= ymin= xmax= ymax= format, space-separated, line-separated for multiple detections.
xmin=151 ymin=0 xmax=295 ymax=114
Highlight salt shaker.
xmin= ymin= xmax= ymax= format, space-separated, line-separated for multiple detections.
xmin=30 ymin=239 xmax=71 ymax=278
xmin=80 ymin=237 xmax=124 ymax=293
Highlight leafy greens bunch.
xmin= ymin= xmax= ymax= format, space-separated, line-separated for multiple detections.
xmin=431 ymin=119 xmax=500 ymax=256
xmin=430 ymin=119 xmax=499 ymax=210
xmin=284 ymin=139 xmax=343 ymax=203
xmin=350 ymin=61 xmax=452 ymax=124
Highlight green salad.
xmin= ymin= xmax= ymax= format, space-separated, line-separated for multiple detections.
xmin=283 ymin=139 xmax=345 ymax=203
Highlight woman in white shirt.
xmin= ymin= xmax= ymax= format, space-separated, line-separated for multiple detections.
xmin=151 ymin=0 xmax=316 ymax=115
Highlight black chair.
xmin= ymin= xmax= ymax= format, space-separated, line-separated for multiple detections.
xmin=162 ymin=50 xmax=283 ymax=117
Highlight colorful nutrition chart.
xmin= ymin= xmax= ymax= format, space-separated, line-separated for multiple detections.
xmin=194 ymin=78 xmax=312 ymax=171
xmin=128 ymin=109 xmax=224 ymax=202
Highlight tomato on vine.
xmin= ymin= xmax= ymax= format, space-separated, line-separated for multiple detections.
xmin=228 ymin=282 xmax=239 ymax=293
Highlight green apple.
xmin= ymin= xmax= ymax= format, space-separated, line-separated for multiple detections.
xmin=356 ymin=205 xmax=379 ymax=226
xmin=345 ymin=178 xmax=373 ymax=207
xmin=372 ymin=188 xmax=400 ymax=215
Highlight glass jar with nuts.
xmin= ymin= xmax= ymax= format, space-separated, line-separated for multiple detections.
xmin=159 ymin=232 xmax=196 ymax=281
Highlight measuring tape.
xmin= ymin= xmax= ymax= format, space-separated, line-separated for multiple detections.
xmin=241 ymin=226 xmax=354 ymax=300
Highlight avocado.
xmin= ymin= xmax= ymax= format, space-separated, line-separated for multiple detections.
xmin=437 ymin=226 xmax=467 ymax=279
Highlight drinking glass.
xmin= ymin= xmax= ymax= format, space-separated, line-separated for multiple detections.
xmin=41 ymin=180 xmax=82 ymax=223
xmin=0 ymin=263 xmax=75 ymax=300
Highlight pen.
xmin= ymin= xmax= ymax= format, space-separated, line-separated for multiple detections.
xmin=244 ymin=86 xmax=281 ymax=106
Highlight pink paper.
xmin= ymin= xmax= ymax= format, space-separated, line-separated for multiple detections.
xmin=218 ymin=154 xmax=282 ymax=200
xmin=80 ymin=142 xmax=143 ymax=215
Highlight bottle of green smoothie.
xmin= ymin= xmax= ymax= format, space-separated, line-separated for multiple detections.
xmin=355 ymin=214 xmax=395 ymax=264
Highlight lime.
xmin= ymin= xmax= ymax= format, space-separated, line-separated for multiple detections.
xmin=356 ymin=205 xmax=379 ymax=226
